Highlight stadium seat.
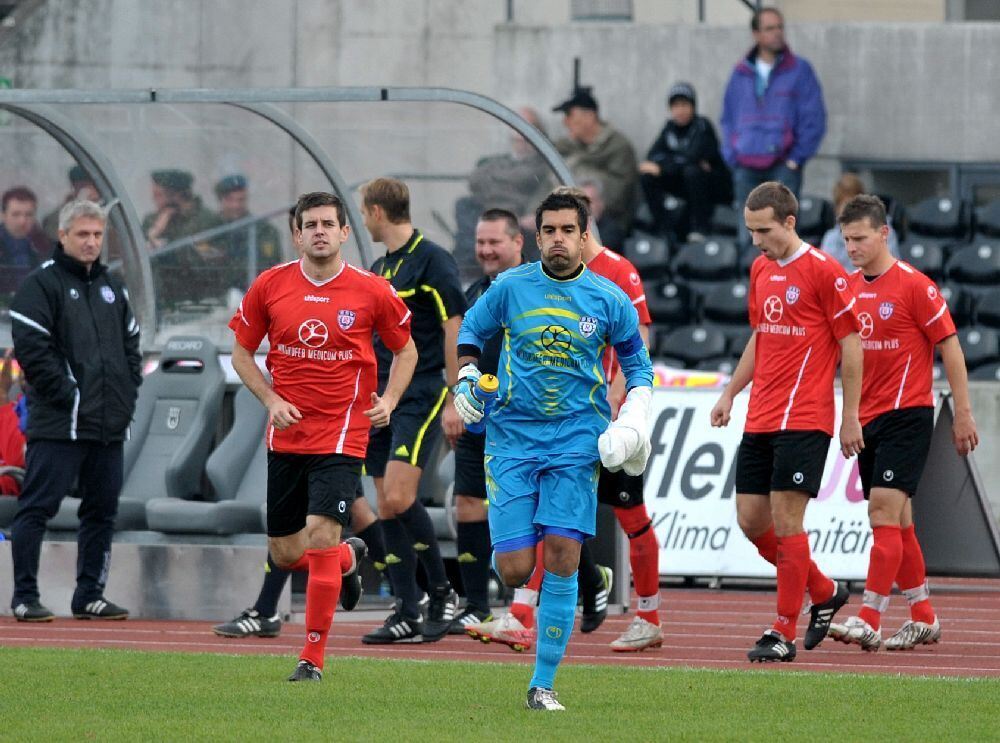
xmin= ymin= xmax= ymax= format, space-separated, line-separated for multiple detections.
xmin=969 ymin=361 xmax=1000 ymax=382
xmin=710 ymin=204 xmax=739 ymax=236
xmin=645 ymin=280 xmax=692 ymax=325
xmin=939 ymin=283 xmax=974 ymax=327
xmin=945 ymin=241 xmax=1000 ymax=284
xmin=657 ymin=325 xmax=728 ymax=367
xmin=739 ymin=246 xmax=761 ymax=275
xmin=899 ymin=240 xmax=945 ymax=281
xmin=694 ymin=356 xmax=736 ymax=374
xmin=672 ymin=238 xmax=738 ymax=281
xmin=974 ymin=288 xmax=1000 ymax=329
xmin=878 ymin=193 xmax=908 ymax=243
xmin=957 ymin=326 xmax=1000 ymax=370
xmin=702 ymin=281 xmax=749 ymax=326
xmin=654 ymin=355 xmax=685 ymax=368
xmin=907 ymin=195 xmax=970 ymax=239
xmin=975 ymin=199 xmax=1000 ymax=238
xmin=49 ymin=336 xmax=227 ymax=532
xmin=145 ymin=385 xmax=267 ymax=535
xmin=725 ymin=325 xmax=754 ymax=356
xmin=622 ymin=232 xmax=670 ymax=279
xmin=795 ymin=195 xmax=835 ymax=243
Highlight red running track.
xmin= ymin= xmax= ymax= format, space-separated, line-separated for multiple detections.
xmin=2 ymin=586 xmax=999 ymax=677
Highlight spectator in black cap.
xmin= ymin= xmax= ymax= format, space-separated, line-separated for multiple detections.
xmin=553 ymin=87 xmax=638 ymax=236
xmin=141 ymin=169 xmax=223 ymax=306
xmin=42 ymin=165 xmax=99 ymax=243
xmin=214 ymin=174 xmax=284 ymax=290
xmin=638 ymin=82 xmax=731 ymax=243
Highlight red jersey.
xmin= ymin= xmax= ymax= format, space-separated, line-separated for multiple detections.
xmin=747 ymin=244 xmax=861 ymax=435
xmin=0 ymin=400 xmax=25 ymax=495
xmin=229 ymin=259 xmax=411 ymax=457
xmin=587 ymin=248 xmax=651 ymax=380
xmin=848 ymin=260 xmax=956 ymax=425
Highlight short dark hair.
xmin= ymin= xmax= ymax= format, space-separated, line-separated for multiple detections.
xmin=745 ymin=181 xmax=798 ymax=222
xmin=361 ymin=177 xmax=411 ymax=224
xmin=751 ymin=6 xmax=783 ymax=32
xmin=478 ymin=208 xmax=520 ymax=238
xmin=535 ymin=192 xmax=588 ymax=233
xmin=294 ymin=191 xmax=347 ymax=229
xmin=838 ymin=194 xmax=888 ymax=229
xmin=549 ymin=185 xmax=592 ymax=215
xmin=287 ymin=206 xmax=297 ymax=235
xmin=2 ymin=186 xmax=37 ymax=212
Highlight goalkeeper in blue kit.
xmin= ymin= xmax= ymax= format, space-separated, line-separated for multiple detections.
xmin=454 ymin=192 xmax=654 ymax=711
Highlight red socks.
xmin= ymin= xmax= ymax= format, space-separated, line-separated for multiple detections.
xmin=897 ymin=525 xmax=936 ymax=624
xmin=299 ymin=545 xmax=344 ymax=669
xmin=510 ymin=542 xmax=545 ymax=628
xmin=614 ymin=505 xmax=661 ymax=624
xmin=751 ymin=526 xmax=834 ymax=605
xmin=858 ymin=525 xmax=902 ymax=630
xmin=773 ymin=533 xmax=811 ymax=640
xmin=288 ymin=553 xmax=310 ymax=572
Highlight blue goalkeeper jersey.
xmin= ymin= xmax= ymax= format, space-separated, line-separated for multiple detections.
xmin=458 ymin=261 xmax=653 ymax=459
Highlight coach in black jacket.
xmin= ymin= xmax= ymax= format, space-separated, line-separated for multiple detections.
xmin=8 ymin=199 xmax=141 ymax=622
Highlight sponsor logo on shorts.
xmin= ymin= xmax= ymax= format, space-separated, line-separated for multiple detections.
xmin=545 ymin=625 xmax=562 ymax=640
xmin=883 ymin=470 xmax=894 ymax=482
xmin=792 ymin=472 xmax=804 ymax=485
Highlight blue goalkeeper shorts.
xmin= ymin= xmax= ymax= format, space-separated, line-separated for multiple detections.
xmin=484 ymin=452 xmax=601 ymax=548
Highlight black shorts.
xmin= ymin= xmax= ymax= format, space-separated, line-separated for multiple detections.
xmin=365 ymin=374 xmax=448 ymax=478
xmin=267 ymin=452 xmax=362 ymax=537
xmin=597 ymin=467 xmax=645 ymax=508
xmin=735 ymin=430 xmax=831 ymax=497
xmin=453 ymin=431 xmax=486 ymax=500
xmin=858 ymin=407 xmax=934 ymax=498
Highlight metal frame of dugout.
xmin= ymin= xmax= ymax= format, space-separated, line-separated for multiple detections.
xmin=0 ymin=86 xmax=636 ymax=619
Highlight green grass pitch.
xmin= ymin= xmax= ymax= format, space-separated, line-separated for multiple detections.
xmin=2 ymin=647 xmax=996 ymax=741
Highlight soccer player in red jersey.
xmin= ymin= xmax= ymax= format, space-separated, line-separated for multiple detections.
xmin=471 ymin=186 xmax=662 ymax=653
xmin=711 ymin=181 xmax=863 ymax=662
xmin=826 ymin=194 xmax=978 ymax=652
xmin=229 ymin=192 xmax=417 ymax=681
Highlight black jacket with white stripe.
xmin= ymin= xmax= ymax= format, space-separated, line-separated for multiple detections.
xmin=10 ymin=244 xmax=142 ymax=443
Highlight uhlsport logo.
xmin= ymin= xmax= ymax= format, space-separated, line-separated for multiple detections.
xmin=338 ymin=309 xmax=356 ymax=330
xmin=578 ymin=315 xmax=598 ymax=338
xmin=884 ymin=470 xmax=894 ymax=482
xmin=298 ymin=319 xmax=329 ymax=347
xmin=835 ymin=276 xmax=848 ymax=292
xmin=307 ymin=631 xmax=321 ymax=643
xmin=545 ymin=625 xmax=562 ymax=640
xmin=792 ymin=472 xmax=805 ymax=485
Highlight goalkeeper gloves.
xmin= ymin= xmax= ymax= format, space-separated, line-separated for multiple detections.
xmin=452 ymin=363 xmax=484 ymax=425
xmin=598 ymin=386 xmax=652 ymax=476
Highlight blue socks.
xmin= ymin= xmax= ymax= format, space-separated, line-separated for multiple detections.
xmin=530 ymin=570 xmax=578 ymax=690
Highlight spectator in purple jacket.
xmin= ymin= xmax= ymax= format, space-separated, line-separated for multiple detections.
xmin=721 ymin=6 xmax=826 ymax=247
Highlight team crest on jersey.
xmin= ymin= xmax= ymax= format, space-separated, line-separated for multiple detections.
xmin=879 ymin=301 xmax=894 ymax=320
xmin=101 ymin=286 xmax=116 ymax=304
xmin=785 ymin=285 xmax=800 ymax=304
xmin=578 ymin=316 xmax=598 ymax=338
xmin=338 ymin=309 xmax=356 ymax=331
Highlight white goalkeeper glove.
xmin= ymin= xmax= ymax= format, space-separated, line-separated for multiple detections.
xmin=598 ymin=386 xmax=652 ymax=476
xmin=452 ymin=363 xmax=484 ymax=425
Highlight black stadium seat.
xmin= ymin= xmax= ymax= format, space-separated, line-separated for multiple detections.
xmin=726 ymin=325 xmax=754 ymax=356
xmin=969 ymin=361 xmax=1000 ymax=382
xmin=945 ymin=241 xmax=1000 ymax=284
xmin=622 ymin=232 xmax=670 ymax=279
xmin=695 ymin=356 xmax=736 ymax=374
xmin=672 ymin=238 xmax=738 ymax=281
xmin=711 ymin=204 xmax=739 ymax=236
xmin=973 ymin=288 xmax=1000 ymax=329
xmin=645 ymin=280 xmax=692 ymax=326
xmin=939 ymin=283 xmax=974 ymax=327
xmin=957 ymin=326 xmax=1000 ymax=370
xmin=795 ymin=195 xmax=835 ymax=242
xmin=975 ymin=200 xmax=1000 ymax=238
xmin=907 ymin=195 xmax=970 ymax=239
xmin=898 ymin=241 xmax=945 ymax=281
xmin=702 ymin=281 xmax=749 ymax=326
xmin=657 ymin=325 xmax=728 ymax=367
